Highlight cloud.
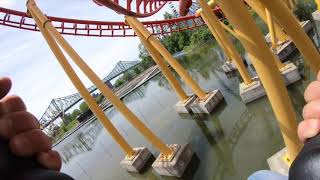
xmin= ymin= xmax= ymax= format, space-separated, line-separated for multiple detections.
xmin=0 ymin=0 xmax=13 ymax=7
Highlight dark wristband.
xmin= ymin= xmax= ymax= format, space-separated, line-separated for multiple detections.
xmin=0 ymin=140 xmax=74 ymax=180
xmin=289 ymin=134 xmax=320 ymax=180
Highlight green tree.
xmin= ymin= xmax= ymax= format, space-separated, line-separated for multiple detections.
xmin=114 ymin=78 xmax=125 ymax=88
xmin=79 ymin=102 xmax=89 ymax=113
xmin=122 ymin=71 xmax=134 ymax=81
xmin=189 ymin=26 xmax=213 ymax=46
xmin=162 ymin=30 xmax=191 ymax=54
xmin=138 ymin=44 xmax=154 ymax=69
xmin=133 ymin=67 xmax=142 ymax=75
xmin=71 ymin=109 xmax=81 ymax=120
xmin=95 ymin=94 xmax=104 ymax=104
xmin=63 ymin=113 xmax=73 ymax=125
xmin=294 ymin=0 xmax=316 ymax=21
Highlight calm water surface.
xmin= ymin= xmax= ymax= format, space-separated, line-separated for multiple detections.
xmin=53 ymin=26 xmax=319 ymax=180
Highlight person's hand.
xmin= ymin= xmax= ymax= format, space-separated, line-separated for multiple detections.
xmin=298 ymin=72 xmax=320 ymax=143
xmin=0 ymin=77 xmax=62 ymax=171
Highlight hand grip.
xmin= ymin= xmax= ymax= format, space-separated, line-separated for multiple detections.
xmin=0 ymin=140 xmax=74 ymax=180
xmin=289 ymin=134 xmax=320 ymax=180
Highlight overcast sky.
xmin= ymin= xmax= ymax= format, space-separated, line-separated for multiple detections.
xmin=0 ymin=0 xmax=173 ymax=118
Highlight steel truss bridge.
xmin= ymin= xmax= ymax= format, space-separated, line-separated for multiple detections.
xmin=39 ymin=60 xmax=139 ymax=129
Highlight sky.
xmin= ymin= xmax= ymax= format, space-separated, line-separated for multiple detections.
xmin=0 ymin=0 xmax=173 ymax=118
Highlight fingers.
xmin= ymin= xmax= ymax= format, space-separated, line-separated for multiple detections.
xmin=9 ymin=129 xmax=51 ymax=156
xmin=0 ymin=77 xmax=62 ymax=172
xmin=37 ymin=150 xmax=62 ymax=171
xmin=298 ymin=119 xmax=320 ymax=143
xmin=0 ymin=110 xmax=60 ymax=171
xmin=303 ymin=99 xmax=320 ymax=119
xmin=304 ymin=81 xmax=320 ymax=102
xmin=0 ymin=111 xmax=40 ymax=139
xmin=0 ymin=95 xmax=26 ymax=115
xmin=300 ymin=74 xmax=320 ymax=143
xmin=0 ymin=77 xmax=11 ymax=99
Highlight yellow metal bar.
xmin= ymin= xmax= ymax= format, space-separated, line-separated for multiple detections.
xmin=126 ymin=16 xmax=208 ymax=100
xmin=132 ymin=26 xmax=189 ymax=102
xmin=289 ymin=0 xmax=294 ymax=9
xmin=215 ymin=0 xmax=302 ymax=161
xmin=195 ymin=3 xmax=238 ymax=39
xmin=259 ymin=0 xmax=320 ymax=73
xmin=213 ymin=29 xmax=233 ymax=62
xmin=198 ymin=0 xmax=253 ymax=85
xmin=196 ymin=12 xmax=233 ymax=62
xmin=220 ymin=21 xmax=285 ymax=69
xmin=283 ymin=0 xmax=293 ymax=10
xmin=316 ymin=0 xmax=320 ymax=11
xmin=288 ymin=1 xmax=293 ymax=10
xmin=265 ymin=8 xmax=285 ymax=70
xmin=272 ymin=53 xmax=286 ymax=70
xmin=199 ymin=16 xmax=233 ymax=62
xmin=27 ymin=1 xmax=135 ymax=157
xmin=196 ymin=0 xmax=216 ymax=15
xmin=244 ymin=0 xmax=288 ymax=42
xmin=219 ymin=22 xmax=238 ymax=38
xmin=28 ymin=0 xmax=172 ymax=156
xmin=207 ymin=25 xmax=233 ymax=62
xmin=265 ymin=9 xmax=277 ymax=50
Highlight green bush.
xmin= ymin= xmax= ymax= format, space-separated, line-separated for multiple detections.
xmin=79 ymin=102 xmax=89 ymax=113
xmin=95 ymin=94 xmax=104 ymax=104
xmin=53 ymin=120 xmax=79 ymax=142
xmin=189 ymin=26 xmax=213 ymax=47
xmin=294 ymin=0 xmax=317 ymax=21
xmin=65 ymin=120 xmax=79 ymax=131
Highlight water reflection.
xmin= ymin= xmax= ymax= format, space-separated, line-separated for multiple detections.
xmin=122 ymin=85 xmax=147 ymax=103
xmin=178 ymin=99 xmax=260 ymax=180
xmin=60 ymin=121 xmax=103 ymax=163
xmin=59 ymin=87 xmax=151 ymax=163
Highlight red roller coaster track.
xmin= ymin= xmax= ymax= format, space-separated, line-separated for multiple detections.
xmin=92 ymin=0 xmax=192 ymax=17
xmin=0 ymin=0 xmax=223 ymax=37
xmin=93 ymin=0 xmax=169 ymax=17
xmin=0 ymin=7 xmax=225 ymax=37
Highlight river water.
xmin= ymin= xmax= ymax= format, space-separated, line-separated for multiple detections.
xmin=53 ymin=24 xmax=319 ymax=180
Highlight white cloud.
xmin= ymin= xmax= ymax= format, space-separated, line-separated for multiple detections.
xmin=0 ymin=0 xmax=14 ymax=7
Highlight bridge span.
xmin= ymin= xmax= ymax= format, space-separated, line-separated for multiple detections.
xmin=40 ymin=60 xmax=140 ymax=129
